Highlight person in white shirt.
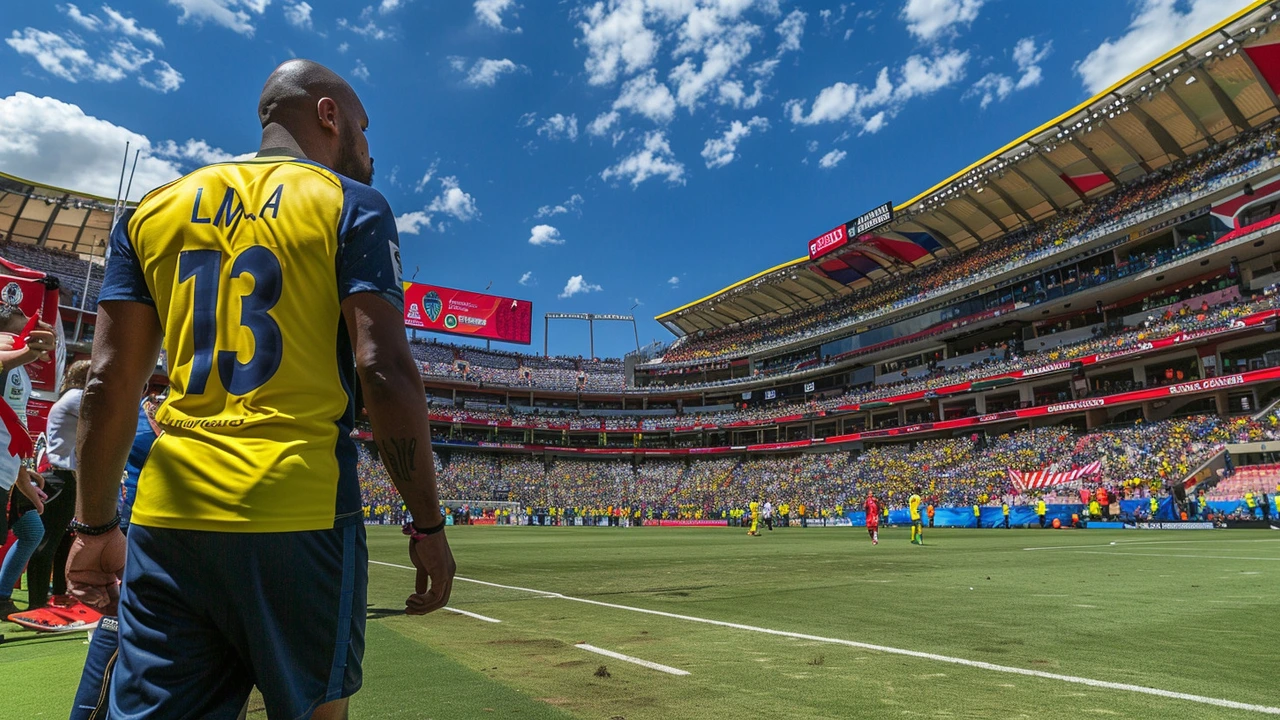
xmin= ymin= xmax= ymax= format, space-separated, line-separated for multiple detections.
xmin=763 ymin=501 xmax=774 ymax=531
xmin=21 ymin=360 xmax=89 ymax=610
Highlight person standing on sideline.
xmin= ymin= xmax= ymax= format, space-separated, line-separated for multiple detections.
xmin=66 ymin=60 xmax=455 ymax=718
xmin=20 ymin=360 xmax=90 ymax=613
xmin=973 ymin=502 xmax=981 ymax=529
xmin=0 ymin=305 xmax=57 ymax=618
xmin=762 ymin=500 xmax=773 ymax=531
xmin=1002 ymin=501 xmax=1011 ymax=529
xmin=926 ymin=502 xmax=935 ymax=528
xmin=748 ymin=500 xmax=760 ymax=536
xmin=1036 ymin=498 xmax=1047 ymax=528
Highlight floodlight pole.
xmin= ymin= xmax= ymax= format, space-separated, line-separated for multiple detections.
xmin=589 ymin=316 xmax=595 ymax=359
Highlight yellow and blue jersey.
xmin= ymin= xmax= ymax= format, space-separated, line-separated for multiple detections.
xmin=908 ymin=494 xmax=922 ymax=521
xmin=99 ymin=154 xmax=403 ymax=532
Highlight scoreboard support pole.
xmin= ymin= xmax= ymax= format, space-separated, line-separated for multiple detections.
xmin=544 ymin=313 xmax=640 ymax=358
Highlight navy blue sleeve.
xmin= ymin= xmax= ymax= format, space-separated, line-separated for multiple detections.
xmin=336 ymin=179 xmax=404 ymax=309
xmin=98 ymin=208 xmax=154 ymax=306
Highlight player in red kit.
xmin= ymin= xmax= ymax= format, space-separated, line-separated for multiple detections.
xmin=864 ymin=493 xmax=880 ymax=545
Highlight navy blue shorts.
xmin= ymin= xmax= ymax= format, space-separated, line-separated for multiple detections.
xmin=112 ymin=523 xmax=367 ymax=719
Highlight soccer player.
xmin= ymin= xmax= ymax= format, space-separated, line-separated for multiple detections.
xmin=864 ymin=493 xmax=880 ymax=545
xmin=909 ymin=489 xmax=924 ymax=545
xmin=748 ymin=499 xmax=760 ymax=536
xmin=66 ymin=60 xmax=455 ymax=718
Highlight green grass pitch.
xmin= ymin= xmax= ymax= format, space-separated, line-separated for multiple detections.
xmin=3 ymin=526 xmax=1278 ymax=719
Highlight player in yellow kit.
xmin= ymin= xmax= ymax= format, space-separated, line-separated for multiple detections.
xmin=909 ymin=490 xmax=924 ymax=545
xmin=748 ymin=500 xmax=760 ymax=536
xmin=66 ymin=60 xmax=455 ymax=718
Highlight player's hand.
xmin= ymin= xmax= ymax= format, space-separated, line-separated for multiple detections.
xmin=406 ymin=530 xmax=455 ymax=615
xmin=66 ymin=529 xmax=127 ymax=615
xmin=10 ymin=326 xmax=55 ymax=365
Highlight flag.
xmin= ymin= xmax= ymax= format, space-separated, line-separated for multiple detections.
xmin=1008 ymin=461 xmax=1102 ymax=490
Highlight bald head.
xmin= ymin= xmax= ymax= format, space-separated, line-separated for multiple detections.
xmin=257 ymin=59 xmax=374 ymax=184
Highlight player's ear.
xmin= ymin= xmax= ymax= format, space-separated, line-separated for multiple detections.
xmin=316 ymin=97 xmax=340 ymax=137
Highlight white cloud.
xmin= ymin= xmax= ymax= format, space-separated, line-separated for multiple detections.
xmin=167 ymin=0 xmax=269 ymax=37
xmin=1076 ymin=0 xmax=1240 ymax=94
xmin=6 ymin=28 xmax=120 ymax=83
xmin=537 ymin=113 xmax=579 ymax=142
xmin=519 ymin=270 xmax=536 ymax=286
xmin=970 ymin=37 xmax=1051 ymax=109
xmin=284 ymin=1 xmax=314 ymax=30
xmin=352 ymin=59 xmax=370 ymax=82
xmin=559 ymin=274 xmax=602 ymax=299
xmin=0 ymin=92 xmax=243 ymax=201
xmin=413 ymin=160 xmax=438 ymax=193
xmin=900 ymin=0 xmax=984 ymax=41
xmin=153 ymin=138 xmax=253 ymax=165
xmin=395 ymin=211 xmax=432 ymax=235
xmin=578 ymin=0 xmax=661 ymax=86
xmin=667 ymin=275 xmax=680 ymax=287
xmin=139 ymin=60 xmax=184 ymax=93
xmin=700 ymin=115 xmax=768 ymax=169
xmin=535 ymin=193 xmax=584 ymax=218
xmin=457 ymin=57 xmax=523 ymax=87
xmin=427 ymin=176 xmax=478 ymax=221
xmin=379 ymin=0 xmax=407 ymax=13
xmin=63 ymin=5 xmax=165 ymax=46
xmin=528 ymin=224 xmax=566 ymax=246
xmin=337 ymin=41 xmax=349 ymax=53
xmin=338 ymin=6 xmax=391 ymax=40
xmin=601 ymin=130 xmax=685 ymax=187
xmin=588 ymin=110 xmax=621 ymax=137
xmin=775 ymin=8 xmax=806 ymax=54
xmin=818 ymin=148 xmax=847 ymax=169
xmin=785 ymin=49 xmax=969 ymax=133
xmin=397 ymin=175 xmax=479 ymax=234
xmin=612 ymin=69 xmax=676 ymax=123
xmin=475 ymin=0 xmax=521 ymax=32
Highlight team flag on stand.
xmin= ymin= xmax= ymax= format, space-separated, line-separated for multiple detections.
xmin=1008 ymin=461 xmax=1102 ymax=490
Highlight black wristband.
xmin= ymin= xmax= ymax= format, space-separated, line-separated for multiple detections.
xmin=70 ymin=515 xmax=121 ymax=537
xmin=412 ymin=517 xmax=446 ymax=536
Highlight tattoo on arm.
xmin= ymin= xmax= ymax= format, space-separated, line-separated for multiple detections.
xmin=378 ymin=437 xmax=417 ymax=487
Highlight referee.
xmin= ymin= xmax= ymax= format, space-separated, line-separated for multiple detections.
xmin=67 ymin=60 xmax=454 ymax=718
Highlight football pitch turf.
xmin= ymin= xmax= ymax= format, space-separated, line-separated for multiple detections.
xmin=4 ymin=526 xmax=1279 ymax=719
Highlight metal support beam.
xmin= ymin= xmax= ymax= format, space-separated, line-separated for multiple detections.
xmin=1128 ymin=103 xmax=1187 ymax=160
xmin=984 ymin=180 xmax=1033 ymax=225
xmin=1008 ymin=165 xmax=1064 ymax=213
xmin=961 ymin=193 xmax=1010 ymax=233
xmin=907 ymin=220 xmax=959 ymax=252
xmin=937 ymin=204 xmax=994 ymax=242
xmin=1070 ymin=137 xmax=1119 ymax=185
xmin=1191 ymin=65 xmax=1251 ymax=131
xmin=1100 ymin=122 xmax=1153 ymax=173
xmin=1031 ymin=149 xmax=1086 ymax=203
xmin=1164 ymin=76 xmax=1213 ymax=142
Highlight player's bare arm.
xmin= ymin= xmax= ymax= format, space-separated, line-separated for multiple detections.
xmin=344 ymin=292 xmax=456 ymax=615
xmin=66 ymin=299 xmax=163 ymax=611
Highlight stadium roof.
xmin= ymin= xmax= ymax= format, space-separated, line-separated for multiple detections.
xmin=657 ymin=0 xmax=1280 ymax=337
xmin=0 ymin=170 xmax=122 ymax=260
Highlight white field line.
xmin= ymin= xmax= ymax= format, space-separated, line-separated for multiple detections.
xmin=369 ymin=561 xmax=1280 ymax=715
xmin=1066 ymin=551 xmax=1280 ymax=562
xmin=445 ymin=607 xmax=502 ymax=623
xmin=574 ymin=643 xmax=690 ymax=676
xmin=1024 ymin=539 xmax=1280 ymax=551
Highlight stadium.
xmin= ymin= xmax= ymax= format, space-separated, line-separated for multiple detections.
xmin=5 ymin=1 xmax=1280 ymax=719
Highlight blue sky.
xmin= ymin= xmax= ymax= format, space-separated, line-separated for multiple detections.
xmin=0 ymin=0 xmax=1252 ymax=358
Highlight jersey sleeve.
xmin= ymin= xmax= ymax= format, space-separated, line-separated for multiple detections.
xmin=336 ymin=179 xmax=404 ymax=310
xmin=98 ymin=208 xmax=154 ymax=306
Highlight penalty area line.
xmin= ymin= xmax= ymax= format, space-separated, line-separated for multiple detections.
xmin=574 ymin=644 xmax=690 ymax=676
xmin=369 ymin=560 xmax=1280 ymax=715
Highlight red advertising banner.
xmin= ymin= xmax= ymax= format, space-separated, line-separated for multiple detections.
xmin=808 ymin=224 xmax=849 ymax=260
xmin=403 ymin=282 xmax=532 ymax=345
